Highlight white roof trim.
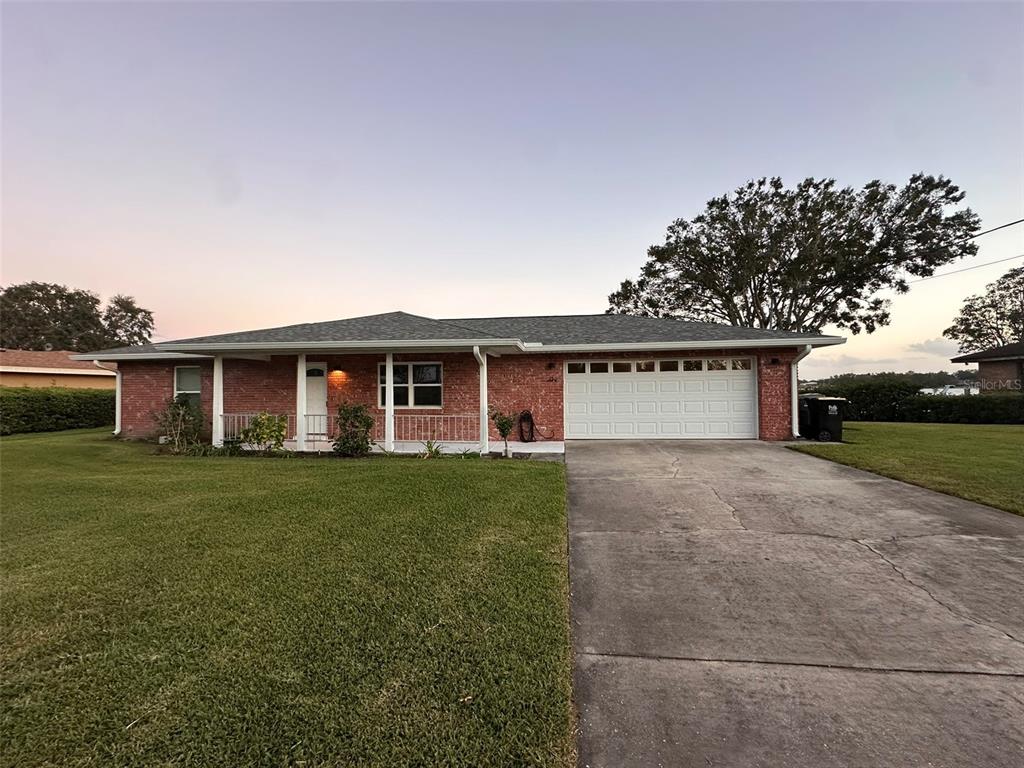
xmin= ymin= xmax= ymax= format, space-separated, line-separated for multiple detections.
xmin=70 ymin=353 xmax=211 ymax=361
xmin=0 ymin=366 xmax=116 ymax=376
xmin=156 ymin=338 xmax=527 ymax=352
xmin=73 ymin=334 xmax=845 ymax=359
xmin=530 ymin=337 xmax=845 ymax=352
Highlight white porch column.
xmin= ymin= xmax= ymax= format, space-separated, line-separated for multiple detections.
xmin=473 ymin=346 xmax=489 ymax=453
xmin=791 ymin=344 xmax=812 ymax=438
xmin=114 ymin=370 xmax=122 ymax=436
xmin=296 ymin=353 xmax=307 ymax=451
xmin=384 ymin=352 xmax=395 ymax=451
xmin=212 ymin=355 xmax=224 ymax=446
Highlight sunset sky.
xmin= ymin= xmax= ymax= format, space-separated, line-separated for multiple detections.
xmin=3 ymin=1 xmax=1022 ymax=376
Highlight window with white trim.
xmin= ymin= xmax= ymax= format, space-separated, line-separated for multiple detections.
xmin=174 ymin=366 xmax=201 ymax=409
xmin=378 ymin=363 xmax=443 ymax=408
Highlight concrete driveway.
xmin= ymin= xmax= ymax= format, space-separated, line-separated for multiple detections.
xmin=567 ymin=440 xmax=1024 ymax=768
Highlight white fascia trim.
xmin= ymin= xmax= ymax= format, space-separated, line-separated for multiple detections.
xmin=155 ymin=338 xmax=525 ymax=353
xmin=0 ymin=366 xmax=116 ymax=376
xmin=69 ymin=353 xmax=212 ymax=361
xmin=530 ymin=337 xmax=845 ymax=353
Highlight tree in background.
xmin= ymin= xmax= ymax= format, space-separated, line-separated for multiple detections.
xmin=0 ymin=282 xmax=154 ymax=352
xmin=608 ymin=175 xmax=980 ymax=334
xmin=943 ymin=266 xmax=1024 ymax=353
xmin=808 ymin=371 xmax=960 ymax=389
xmin=101 ymin=294 xmax=155 ymax=347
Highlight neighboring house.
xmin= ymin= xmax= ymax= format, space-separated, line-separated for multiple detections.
xmin=72 ymin=311 xmax=844 ymax=452
xmin=0 ymin=349 xmax=117 ymax=389
xmin=950 ymin=342 xmax=1024 ymax=395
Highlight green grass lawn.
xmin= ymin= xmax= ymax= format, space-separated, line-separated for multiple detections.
xmin=789 ymin=422 xmax=1024 ymax=516
xmin=0 ymin=430 xmax=573 ymax=767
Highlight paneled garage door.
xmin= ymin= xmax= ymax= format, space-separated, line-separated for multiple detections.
xmin=564 ymin=358 xmax=757 ymax=439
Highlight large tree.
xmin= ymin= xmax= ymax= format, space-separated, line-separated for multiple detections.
xmin=101 ymin=294 xmax=156 ymax=347
xmin=608 ymin=175 xmax=980 ymax=334
xmin=943 ymin=266 xmax=1024 ymax=353
xmin=0 ymin=282 xmax=154 ymax=352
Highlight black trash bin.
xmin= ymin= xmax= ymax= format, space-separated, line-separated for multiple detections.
xmin=798 ymin=394 xmax=846 ymax=442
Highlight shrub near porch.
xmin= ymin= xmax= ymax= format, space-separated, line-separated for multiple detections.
xmin=0 ymin=430 xmax=574 ymax=766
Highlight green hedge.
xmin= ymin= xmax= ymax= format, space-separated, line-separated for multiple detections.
xmin=900 ymin=394 xmax=1024 ymax=424
xmin=814 ymin=380 xmax=1023 ymax=424
xmin=0 ymin=387 xmax=116 ymax=435
xmin=815 ymin=380 xmax=921 ymax=421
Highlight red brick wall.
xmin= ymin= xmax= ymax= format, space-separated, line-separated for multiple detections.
xmin=487 ymin=354 xmax=564 ymax=440
xmin=119 ymin=360 xmax=213 ymax=438
xmin=117 ymin=347 xmax=801 ymax=442
xmin=977 ymin=360 xmax=1024 ymax=394
xmin=223 ymin=356 xmax=295 ymax=415
xmin=323 ymin=352 xmax=482 ymax=440
xmin=756 ymin=349 xmax=798 ymax=440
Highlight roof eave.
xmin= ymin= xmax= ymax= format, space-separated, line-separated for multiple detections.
xmin=70 ymin=352 xmax=212 ymax=362
xmin=951 ymin=354 xmax=1023 ymax=363
xmin=527 ymin=336 xmax=846 ymax=353
xmin=154 ymin=338 xmax=527 ymax=354
xmin=0 ymin=365 xmax=117 ymax=376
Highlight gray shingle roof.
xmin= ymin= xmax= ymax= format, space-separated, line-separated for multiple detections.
xmin=448 ymin=314 xmax=831 ymax=345
xmin=76 ymin=311 xmax=842 ymax=357
xmin=163 ymin=312 xmax=508 ymax=346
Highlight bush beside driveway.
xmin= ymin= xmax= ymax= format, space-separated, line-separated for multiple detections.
xmin=0 ymin=430 xmax=574 ymax=767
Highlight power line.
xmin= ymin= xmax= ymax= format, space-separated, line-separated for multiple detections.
xmin=909 ymin=253 xmax=1024 ymax=283
xmin=968 ymin=217 xmax=1024 ymax=240
xmin=905 ymin=216 xmax=1024 ymax=283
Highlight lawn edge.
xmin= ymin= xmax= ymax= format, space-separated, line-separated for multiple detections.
xmin=785 ymin=444 xmax=1023 ymax=518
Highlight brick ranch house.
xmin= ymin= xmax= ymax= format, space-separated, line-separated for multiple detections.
xmin=73 ymin=312 xmax=844 ymax=453
xmin=951 ymin=341 xmax=1024 ymax=394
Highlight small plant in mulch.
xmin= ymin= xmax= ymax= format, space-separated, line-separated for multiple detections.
xmin=488 ymin=407 xmax=518 ymax=457
xmin=420 ymin=439 xmax=443 ymax=459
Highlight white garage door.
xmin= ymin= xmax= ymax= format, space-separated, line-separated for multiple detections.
xmin=564 ymin=357 xmax=757 ymax=439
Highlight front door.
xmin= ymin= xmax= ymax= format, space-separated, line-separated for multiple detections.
xmin=306 ymin=363 xmax=328 ymax=438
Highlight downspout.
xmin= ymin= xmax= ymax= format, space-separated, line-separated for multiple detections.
xmin=94 ymin=360 xmax=121 ymax=435
xmin=472 ymin=345 xmax=489 ymax=454
xmin=791 ymin=345 xmax=812 ymax=438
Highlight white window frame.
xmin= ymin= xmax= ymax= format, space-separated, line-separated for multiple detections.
xmin=378 ymin=362 xmax=443 ymax=409
xmin=174 ymin=365 xmax=201 ymax=405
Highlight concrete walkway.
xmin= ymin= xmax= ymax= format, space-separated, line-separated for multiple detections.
xmin=567 ymin=440 xmax=1024 ymax=768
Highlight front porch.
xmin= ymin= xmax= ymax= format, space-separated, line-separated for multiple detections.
xmin=209 ymin=350 xmax=561 ymax=454
xmin=220 ymin=412 xmax=564 ymax=455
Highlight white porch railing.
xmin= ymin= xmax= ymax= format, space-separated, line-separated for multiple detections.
xmin=221 ymin=413 xmax=298 ymax=441
xmin=222 ymin=412 xmax=481 ymax=446
xmin=373 ymin=413 xmax=480 ymax=443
